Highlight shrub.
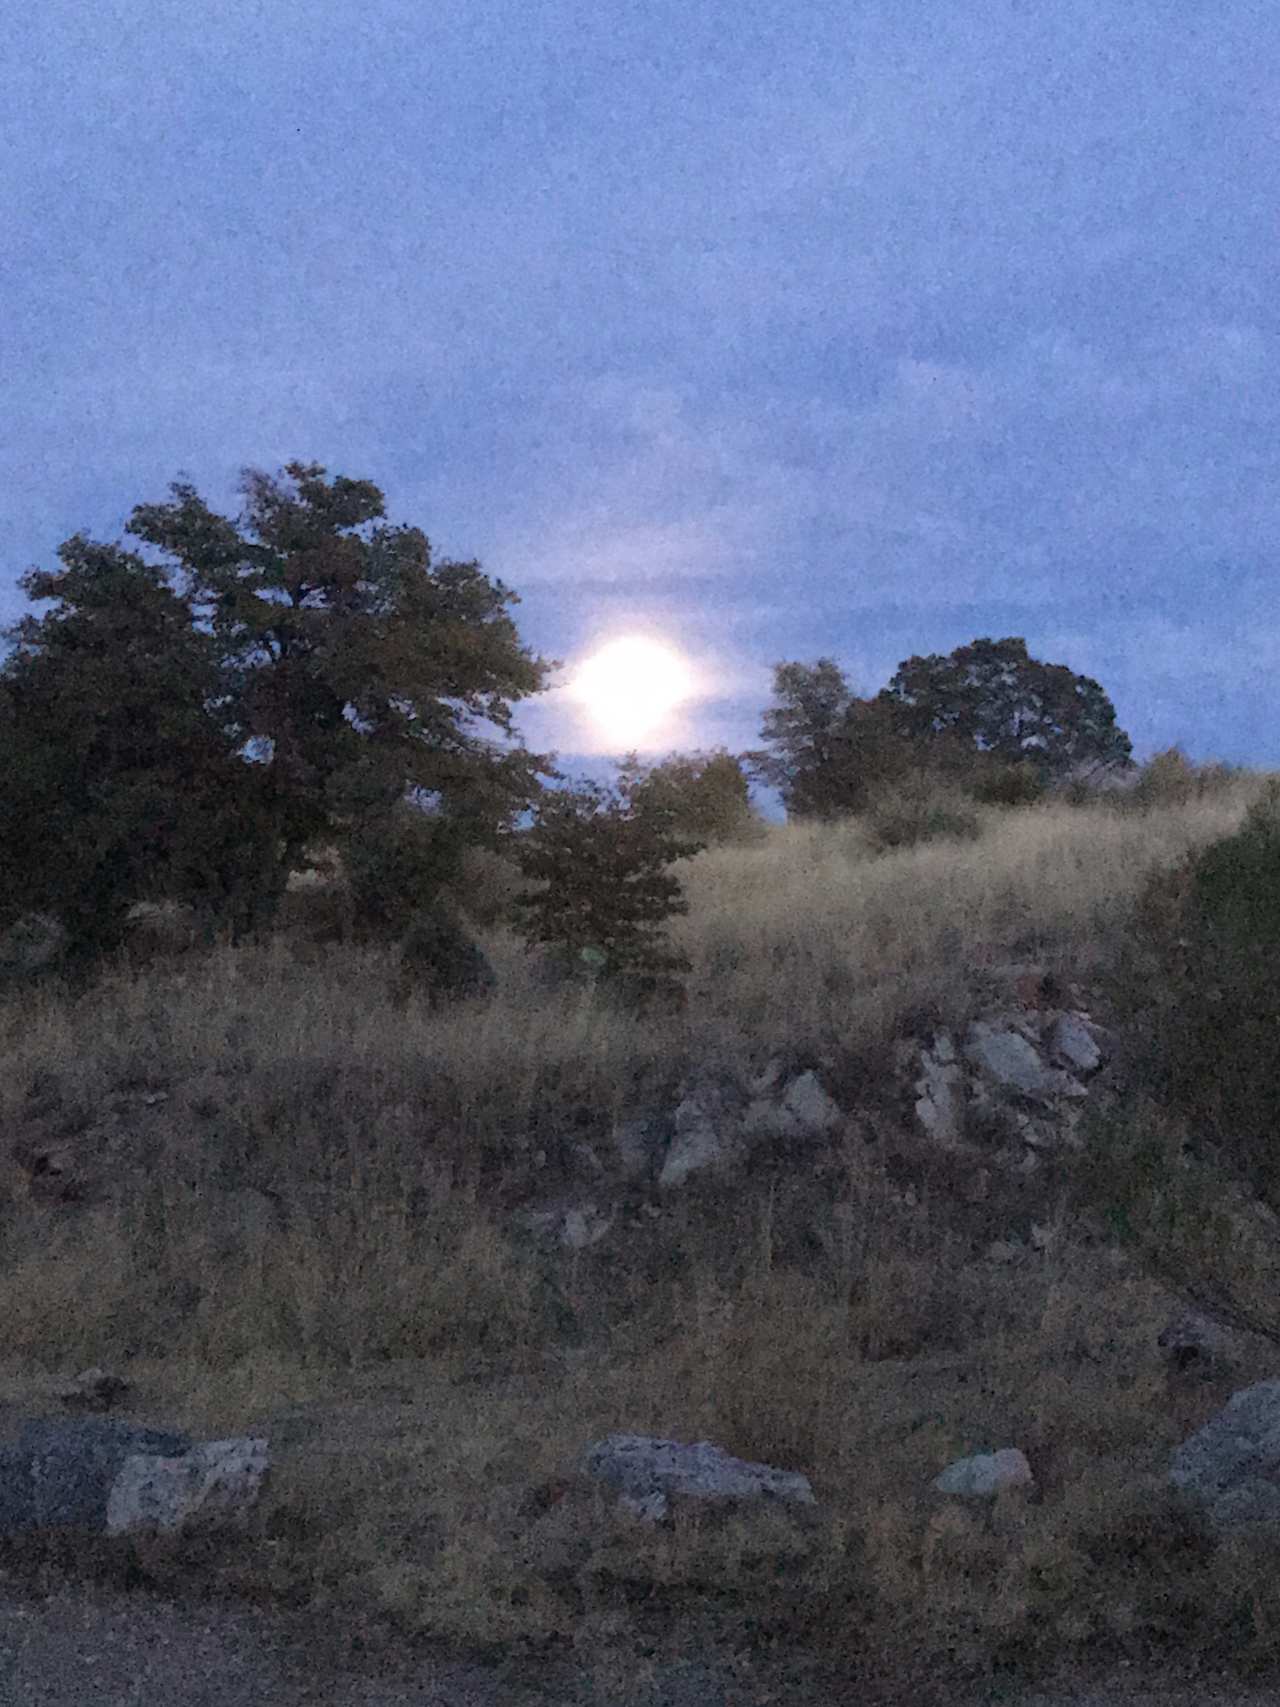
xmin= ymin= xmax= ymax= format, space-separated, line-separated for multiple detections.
xmin=620 ymin=749 xmax=761 ymax=845
xmin=391 ymin=906 xmax=497 ymax=1007
xmin=1126 ymin=747 xmax=1241 ymax=811
xmin=512 ymin=777 xmax=702 ymax=986
xmin=965 ymin=757 xmax=1048 ymax=808
xmin=859 ymin=773 xmax=982 ymax=853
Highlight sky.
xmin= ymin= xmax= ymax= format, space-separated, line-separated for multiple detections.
xmin=3 ymin=0 xmax=1278 ymax=778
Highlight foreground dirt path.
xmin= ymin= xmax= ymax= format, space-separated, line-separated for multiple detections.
xmin=1 ymin=1588 xmax=1276 ymax=1707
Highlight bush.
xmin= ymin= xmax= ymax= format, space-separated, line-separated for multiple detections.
xmin=343 ymin=806 xmax=467 ymax=940
xmin=859 ymin=773 xmax=982 ymax=853
xmin=620 ymin=749 xmax=760 ymax=845
xmin=391 ymin=906 xmax=497 ymax=1008
xmin=965 ymin=757 xmax=1048 ymax=808
xmin=1126 ymin=747 xmax=1241 ymax=811
xmin=512 ymin=777 xmax=702 ymax=985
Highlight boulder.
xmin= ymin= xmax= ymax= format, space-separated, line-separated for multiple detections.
xmin=964 ymin=1020 xmax=1086 ymax=1103
xmin=0 ymin=1418 xmax=192 ymax=1532
xmin=933 ymin=1447 xmax=1033 ymax=1499
xmin=582 ymin=1434 xmax=816 ymax=1522
xmin=741 ymin=1070 xmax=843 ymax=1148
xmin=1047 ymin=1013 xmax=1103 ymax=1076
xmin=106 ymin=1436 xmax=269 ymax=1537
xmin=0 ymin=1417 xmax=268 ymax=1539
xmin=1169 ymin=1382 xmax=1280 ymax=1526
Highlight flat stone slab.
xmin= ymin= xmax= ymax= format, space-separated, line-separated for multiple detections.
xmin=582 ymin=1433 xmax=816 ymax=1522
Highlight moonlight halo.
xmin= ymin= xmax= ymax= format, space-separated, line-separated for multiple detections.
xmin=571 ymin=635 xmax=696 ymax=750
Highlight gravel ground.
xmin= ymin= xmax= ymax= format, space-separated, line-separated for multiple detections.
xmin=0 ymin=1588 xmax=1275 ymax=1707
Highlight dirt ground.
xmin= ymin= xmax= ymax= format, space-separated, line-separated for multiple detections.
xmin=1 ymin=1586 xmax=1276 ymax=1707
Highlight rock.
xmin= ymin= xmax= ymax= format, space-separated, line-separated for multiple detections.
xmin=0 ymin=1418 xmax=192 ymax=1532
xmin=569 ymin=1141 xmax=605 ymax=1181
xmin=780 ymin=1071 xmax=843 ymax=1137
xmin=1169 ymin=1382 xmax=1280 ymax=1526
xmin=561 ymin=1204 xmax=614 ymax=1250
xmin=933 ymin=1447 xmax=1034 ymax=1499
xmin=106 ymin=1436 xmax=269 ymax=1537
xmin=1159 ymin=1309 xmax=1229 ymax=1375
xmin=59 ymin=1369 xmax=132 ymax=1414
xmin=582 ymin=1434 xmax=816 ymax=1522
xmin=741 ymin=1071 xmax=842 ymax=1149
xmin=659 ymin=1083 xmax=741 ymax=1189
xmin=611 ymin=1116 xmax=660 ymax=1181
xmin=1048 ymin=1013 xmax=1103 ymax=1076
xmin=964 ymin=1020 xmax=1086 ymax=1103
xmin=914 ymin=1047 xmax=966 ymax=1148
xmin=515 ymin=1200 xmax=614 ymax=1250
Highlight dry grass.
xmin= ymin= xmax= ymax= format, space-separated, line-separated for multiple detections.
xmin=0 ymin=776 xmax=1276 ymax=1694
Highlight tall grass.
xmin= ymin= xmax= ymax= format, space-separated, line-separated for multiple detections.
xmin=0 ymin=776 xmax=1275 ymax=1690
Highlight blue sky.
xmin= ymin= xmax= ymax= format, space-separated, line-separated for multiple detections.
xmin=4 ymin=0 xmax=1277 ymax=774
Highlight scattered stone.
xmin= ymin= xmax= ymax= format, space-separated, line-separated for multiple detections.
xmin=1169 ymin=1382 xmax=1280 ymax=1527
xmin=515 ymin=1200 xmax=614 ymax=1250
xmin=914 ymin=1045 xmax=966 ymax=1148
xmin=659 ymin=1084 xmax=741 ymax=1189
xmin=106 ymin=1436 xmax=269 ymax=1537
xmin=964 ymin=1020 xmax=1086 ymax=1103
xmin=1048 ymin=1013 xmax=1103 ymax=1076
xmin=59 ymin=1369 xmax=132 ymax=1414
xmin=933 ymin=1447 xmax=1033 ymax=1499
xmin=582 ymin=1434 xmax=816 ymax=1522
xmin=780 ymin=1071 xmax=843 ymax=1137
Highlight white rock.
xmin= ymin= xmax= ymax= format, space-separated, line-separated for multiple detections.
xmin=914 ymin=1050 xmax=966 ymax=1147
xmin=933 ymin=1447 xmax=1033 ymax=1499
xmin=780 ymin=1071 xmax=842 ymax=1137
xmin=1048 ymin=1013 xmax=1103 ymax=1076
xmin=659 ymin=1121 xmax=737 ymax=1189
xmin=583 ymin=1434 xmax=816 ymax=1522
xmin=106 ymin=1437 xmax=269 ymax=1536
xmin=561 ymin=1204 xmax=614 ymax=1250
xmin=964 ymin=1021 xmax=1085 ymax=1103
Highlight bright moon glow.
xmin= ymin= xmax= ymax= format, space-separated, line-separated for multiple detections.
xmin=572 ymin=636 xmax=695 ymax=747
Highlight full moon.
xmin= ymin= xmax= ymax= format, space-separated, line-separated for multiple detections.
xmin=572 ymin=636 xmax=695 ymax=748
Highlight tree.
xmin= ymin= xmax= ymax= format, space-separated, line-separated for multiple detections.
xmin=511 ymin=774 xmax=703 ymax=985
xmin=749 ymin=659 xmax=854 ymax=817
xmin=878 ymin=636 xmax=1132 ymax=780
xmin=618 ymin=748 xmax=757 ymax=844
xmin=125 ymin=461 xmax=552 ymax=915
xmin=0 ymin=537 xmax=276 ymax=961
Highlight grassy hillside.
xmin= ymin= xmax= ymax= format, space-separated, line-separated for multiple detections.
xmin=1 ymin=776 xmax=1277 ymax=1699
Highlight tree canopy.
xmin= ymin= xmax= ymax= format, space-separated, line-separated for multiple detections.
xmin=753 ymin=637 xmax=1132 ymax=818
xmin=2 ymin=462 xmax=552 ymax=955
xmin=878 ymin=636 xmax=1132 ymax=779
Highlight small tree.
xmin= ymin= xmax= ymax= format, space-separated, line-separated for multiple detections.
xmin=618 ymin=748 xmax=757 ymax=844
xmin=748 ymin=659 xmax=853 ymax=817
xmin=512 ymin=776 xmax=703 ymax=987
